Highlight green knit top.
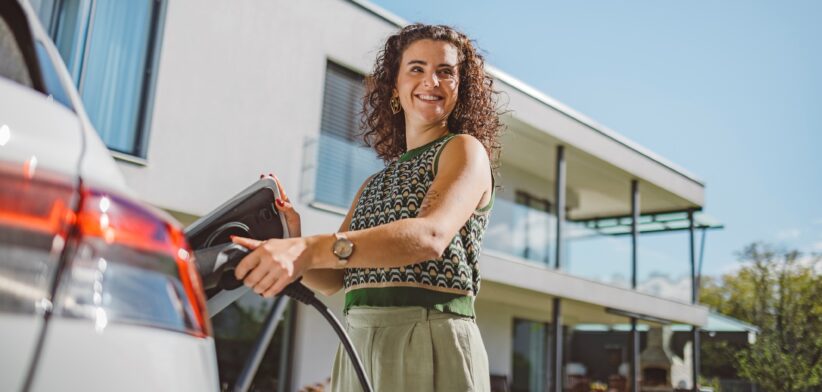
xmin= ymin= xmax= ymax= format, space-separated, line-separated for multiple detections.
xmin=343 ymin=133 xmax=494 ymax=317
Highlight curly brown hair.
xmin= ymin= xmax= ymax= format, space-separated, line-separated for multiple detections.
xmin=361 ymin=24 xmax=504 ymax=164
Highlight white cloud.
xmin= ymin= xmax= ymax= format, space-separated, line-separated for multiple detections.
xmin=719 ymin=262 xmax=743 ymax=275
xmin=811 ymin=241 xmax=822 ymax=252
xmin=635 ymin=275 xmax=692 ymax=303
xmin=776 ymin=228 xmax=801 ymax=240
xmin=796 ymin=253 xmax=822 ymax=274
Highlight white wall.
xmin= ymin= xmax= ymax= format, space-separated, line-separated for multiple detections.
xmin=117 ymin=0 xmax=395 ymax=217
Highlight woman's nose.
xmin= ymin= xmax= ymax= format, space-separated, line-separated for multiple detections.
xmin=424 ymin=73 xmax=440 ymax=88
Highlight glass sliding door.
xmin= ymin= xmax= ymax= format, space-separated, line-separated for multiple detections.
xmin=512 ymin=318 xmax=552 ymax=392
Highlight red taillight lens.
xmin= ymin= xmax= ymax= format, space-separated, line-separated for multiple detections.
xmin=0 ymin=165 xmax=76 ymax=314
xmin=0 ymin=167 xmax=76 ymax=235
xmin=54 ymin=186 xmax=211 ymax=337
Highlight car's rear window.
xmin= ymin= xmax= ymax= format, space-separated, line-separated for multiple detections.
xmin=0 ymin=17 xmax=33 ymax=88
xmin=35 ymin=41 xmax=73 ymax=110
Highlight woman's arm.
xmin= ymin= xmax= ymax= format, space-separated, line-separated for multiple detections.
xmin=299 ymin=175 xmax=373 ymax=296
xmin=306 ymin=134 xmax=492 ymax=270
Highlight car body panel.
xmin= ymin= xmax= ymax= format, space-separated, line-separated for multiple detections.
xmin=30 ymin=319 xmax=219 ymax=392
xmin=0 ymin=76 xmax=83 ymax=176
xmin=0 ymin=63 xmax=83 ymax=392
xmin=0 ymin=315 xmax=44 ymax=391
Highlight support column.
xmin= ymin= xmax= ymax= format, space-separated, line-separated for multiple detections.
xmin=551 ymin=145 xmax=566 ymax=392
xmin=630 ymin=318 xmax=641 ymax=392
xmin=551 ymin=298 xmax=563 ymax=392
xmin=554 ymin=145 xmax=565 ymax=270
xmin=630 ymin=180 xmax=641 ymax=392
xmin=689 ymin=209 xmax=701 ymax=391
xmin=689 ymin=209 xmax=697 ymax=304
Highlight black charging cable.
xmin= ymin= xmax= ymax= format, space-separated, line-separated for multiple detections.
xmin=281 ymin=280 xmax=374 ymax=392
xmin=198 ymin=244 xmax=374 ymax=392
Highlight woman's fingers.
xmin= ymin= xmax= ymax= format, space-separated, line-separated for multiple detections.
xmin=269 ymin=173 xmax=290 ymax=202
xmin=234 ymin=251 xmax=262 ymax=283
xmin=275 ymin=198 xmax=297 ymax=215
xmin=231 ymin=236 xmax=264 ymax=250
xmin=262 ymin=285 xmax=280 ymax=298
xmin=253 ymin=269 xmax=278 ymax=295
xmin=273 ymin=195 xmax=301 ymax=237
xmin=265 ymin=274 xmax=292 ymax=298
xmin=241 ymin=256 xmax=271 ymax=287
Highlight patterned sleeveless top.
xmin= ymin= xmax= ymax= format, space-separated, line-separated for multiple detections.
xmin=343 ymin=133 xmax=494 ymax=317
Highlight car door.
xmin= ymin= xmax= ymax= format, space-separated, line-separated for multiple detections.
xmin=0 ymin=1 xmax=84 ymax=391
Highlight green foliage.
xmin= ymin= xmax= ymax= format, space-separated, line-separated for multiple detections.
xmin=699 ymin=242 xmax=822 ymax=392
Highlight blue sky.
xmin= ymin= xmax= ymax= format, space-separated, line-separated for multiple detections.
xmin=370 ymin=0 xmax=822 ymax=276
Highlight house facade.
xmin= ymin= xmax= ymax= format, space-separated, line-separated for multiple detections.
xmin=28 ymin=0 xmax=722 ymax=390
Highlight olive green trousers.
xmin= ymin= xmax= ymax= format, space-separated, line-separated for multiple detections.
xmin=331 ymin=306 xmax=490 ymax=392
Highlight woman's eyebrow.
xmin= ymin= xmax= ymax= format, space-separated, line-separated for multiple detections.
xmin=406 ymin=60 xmax=458 ymax=68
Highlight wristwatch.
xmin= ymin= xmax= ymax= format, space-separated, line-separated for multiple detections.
xmin=331 ymin=232 xmax=354 ymax=266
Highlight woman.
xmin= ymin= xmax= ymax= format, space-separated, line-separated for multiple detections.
xmin=231 ymin=24 xmax=503 ymax=391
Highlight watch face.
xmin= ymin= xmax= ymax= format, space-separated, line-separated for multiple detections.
xmin=333 ymin=238 xmax=353 ymax=258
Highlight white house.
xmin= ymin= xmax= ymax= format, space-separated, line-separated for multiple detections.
xmin=28 ymin=0 xmax=723 ymax=390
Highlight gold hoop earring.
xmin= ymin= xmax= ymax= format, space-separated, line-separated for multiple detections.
xmin=390 ymin=97 xmax=402 ymax=115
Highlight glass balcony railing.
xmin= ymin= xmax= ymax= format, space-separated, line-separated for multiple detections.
xmin=484 ymin=198 xmax=555 ymax=266
xmin=563 ymin=221 xmax=633 ymax=289
xmin=636 ymin=231 xmax=693 ymax=303
xmin=485 ymin=199 xmax=633 ymax=288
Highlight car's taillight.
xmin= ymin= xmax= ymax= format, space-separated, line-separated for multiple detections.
xmin=52 ymin=185 xmax=211 ymax=337
xmin=0 ymin=164 xmax=76 ymax=315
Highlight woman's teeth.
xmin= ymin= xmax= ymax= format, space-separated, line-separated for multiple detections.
xmin=417 ymin=94 xmax=442 ymax=101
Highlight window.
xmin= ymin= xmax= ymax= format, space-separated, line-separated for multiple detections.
xmin=313 ymin=61 xmax=382 ymax=209
xmin=30 ymin=0 xmax=165 ymax=157
xmin=515 ymin=190 xmax=553 ymax=264
xmin=512 ymin=318 xmax=553 ymax=392
xmin=35 ymin=42 xmax=73 ymax=109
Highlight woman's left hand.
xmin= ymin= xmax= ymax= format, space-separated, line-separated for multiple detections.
xmin=231 ymin=236 xmax=312 ymax=298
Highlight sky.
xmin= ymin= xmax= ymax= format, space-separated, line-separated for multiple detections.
xmin=369 ymin=0 xmax=822 ymax=277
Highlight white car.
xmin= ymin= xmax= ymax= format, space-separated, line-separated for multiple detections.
xmin=0 ymin=1 xmax=219 ymax=391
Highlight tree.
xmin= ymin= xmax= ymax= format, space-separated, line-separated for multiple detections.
xmin=699 ymin=242 xmax=822 ymax=391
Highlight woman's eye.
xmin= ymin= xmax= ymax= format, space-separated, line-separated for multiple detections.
xmin=411 ymin=67 xmax=423 ymax=72
xmin=438 ymin=69 xmax=456 ymax=77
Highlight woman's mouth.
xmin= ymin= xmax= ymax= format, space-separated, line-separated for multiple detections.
xmin=415 ymin=94 xmax=443 ymax=103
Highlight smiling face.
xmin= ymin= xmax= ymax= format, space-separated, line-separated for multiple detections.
xmin=394 ymin=39 xmax=460 ymax=129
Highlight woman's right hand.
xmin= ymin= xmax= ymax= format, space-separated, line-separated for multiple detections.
xmin=262 ymin=173 xmax=301 ymax=238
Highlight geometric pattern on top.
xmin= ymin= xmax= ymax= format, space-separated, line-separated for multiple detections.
xmin=344 ymin=134 xmax=491 ymax=296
